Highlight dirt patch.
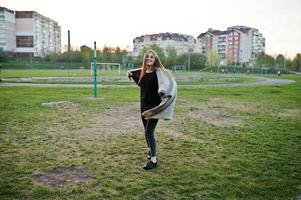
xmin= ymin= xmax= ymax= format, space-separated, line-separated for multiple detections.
xmin=204 ymin=97 xmax=270 ymax=113
xmin=33 ymin=166 xmax=93 ymax=187
xmin=185 ymin=99 xmax=244 ymax=127
xmin=42 ymin=101 xmax=80 ymax=109
xmin=189 ymin=106 xmax=242 ymax=127
xmin=182 ymin=98 xmax=277 ymax=127
xmin=78 ymin=103 xmax=184 ymax=139
xmin=81 ymin=103 xmax=142 ymax=135
xmin=278 ymin=109 xmax=300 ymax=117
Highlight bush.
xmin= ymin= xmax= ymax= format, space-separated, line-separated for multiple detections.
xmin=0 ymin=50 xmax=9 ymax=62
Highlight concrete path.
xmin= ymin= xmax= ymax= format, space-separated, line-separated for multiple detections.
xmin=0 ymin=77 xmax=295 ymax=88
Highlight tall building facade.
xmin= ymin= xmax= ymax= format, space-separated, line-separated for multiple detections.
xmin=196 ymin=25 xmax=265 ymax=64
xmin=133 ymin=33 xmax=196 ymax=56
xmin=15 ymin=11 xmax=61 ymax=57
xmin=0 ymin=7 xmax=16 ymax=52
xmin=0 ymin=7 xmax=61 ymax=57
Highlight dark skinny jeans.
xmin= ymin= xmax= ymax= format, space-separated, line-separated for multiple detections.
xmin=141 ymin=116 xmax=159 ymax=157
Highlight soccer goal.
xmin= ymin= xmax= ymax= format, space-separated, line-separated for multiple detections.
xmin=171 ymin=65 xmax=187 ymax=72
xmin=90 ymin=62 xmax=121 ymax=75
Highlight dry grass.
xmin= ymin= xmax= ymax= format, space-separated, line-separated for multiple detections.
xmin=0 ymin=75 xmax=301 ymax=199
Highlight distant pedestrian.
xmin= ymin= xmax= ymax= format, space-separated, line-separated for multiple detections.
xmin=127 ymin=49 xmax=177 ymax=170
xmin=278 ymin=70 xmax=281 ymax=77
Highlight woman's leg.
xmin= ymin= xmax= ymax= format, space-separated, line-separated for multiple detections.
xmin=141 ymin=115 xmax=147 ymax=130
xmin=141 ymin=115 xmax=150 ymax=148
xmin=145 ymin=118 xmax=159 ymax=157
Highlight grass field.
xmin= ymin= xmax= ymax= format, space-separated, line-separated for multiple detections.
xmin=1 ymin=69 xmax=258 ymax=85
xmin=0 ymin=69 xmax=119 ymax=77
xmin=0 ymin=74 xmax=300 ymax=199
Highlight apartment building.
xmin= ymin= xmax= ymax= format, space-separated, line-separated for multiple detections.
xmin=0 ymin=7 xmax=16 ymax=52
xmin=197 ymin=29 xmax=228 ymax=59
xmin=133 ymin=33 xmax=196 ymax=56
xmin=15 ymin=11 xmax=61 ymax=57
xmin=0 ymin=7 xmax=61 ymax=57
xmin=196 ymin=25 xmax=265 ymax=64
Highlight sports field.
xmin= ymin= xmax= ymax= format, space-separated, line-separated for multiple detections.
xmin=0 ymin=71 xmax=300 ymax=199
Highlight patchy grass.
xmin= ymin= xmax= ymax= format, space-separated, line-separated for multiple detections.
xmin=1 ymin=69 xmax=258 ymax=85
xmin=0 ymin=69 xmax=122 ymax=77
xmin=0 ymin=75 xmax=300 ymax=199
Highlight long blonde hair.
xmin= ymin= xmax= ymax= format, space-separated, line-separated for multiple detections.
xmin=138 ymin=49 xmax=172 ymax=83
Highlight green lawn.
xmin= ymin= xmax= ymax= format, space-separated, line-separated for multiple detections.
xmin=0 ymin=69 xmax=123 ymax=77
xmin=1 ymin=69 xmax=258 ymax=85
xmin=0 ymin=74 xmax=300 ymax=199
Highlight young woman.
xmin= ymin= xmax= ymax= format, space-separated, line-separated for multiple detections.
xmin=128 ymin=49 xmax=177 ymax=170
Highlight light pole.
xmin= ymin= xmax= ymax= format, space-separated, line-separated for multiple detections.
xmin=93 ymin=41 xmax=97 ymax=97
xmin=188 ymin=52 xmax=190 ymax=71
xmin=188 ymin=48 xmax=193 ymax=71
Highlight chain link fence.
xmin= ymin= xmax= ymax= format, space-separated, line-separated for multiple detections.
xmin=0 ymin=62 xmax=137 ymax=71
xmin=0 ymin=62 xmax=91 ymax=70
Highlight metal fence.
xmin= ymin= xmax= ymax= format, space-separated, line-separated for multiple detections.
xmin=0 ymin=62 xmax=136 ymax=71
xmin=0 ymin=62 xmax=90 ymax=70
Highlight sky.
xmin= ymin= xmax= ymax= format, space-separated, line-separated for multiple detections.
xmin=2 ymin=0 xmax=301 ymax=58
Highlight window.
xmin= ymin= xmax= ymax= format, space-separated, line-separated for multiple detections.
xmin=15 ymin=11 xmax=33 ymax=18
xmin=16 ymin=36 xmax=34 ymax=47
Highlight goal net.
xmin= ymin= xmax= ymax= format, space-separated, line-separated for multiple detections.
xmin=90 ymin=62 xmax=121 ymax=75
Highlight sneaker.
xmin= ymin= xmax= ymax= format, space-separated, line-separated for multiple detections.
xmin=143 ymin=161 xmax=157 ymax=170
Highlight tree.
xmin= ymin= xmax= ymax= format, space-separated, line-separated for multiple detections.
xmin=174 ymin=53 xmax=188 ymax=67
xmin=172 ymin=52 xmax=206 ymax=70
xmin=164 ymin=47 xmax=177 ymax=68
xmin=0 ymin=49 xmax=9 ymax=62
xmin=82 ymin=51 xmax=92 ymax=62
xmin=45 ymin=52 xmax=59 ymax=62
xmin=275 ymin=54 xmax=285 ymax=68
xmin=292 ymin=53 xmax=301 ymax=71
xmin=207 ymin=49 xmax=219 ymax=67
xmin=190 ymin=53 xmax=207 ymax=70
xmin=58 ymin=51 xmax=72 ymax=62
xmin=101 ymin=46 xmax=113 ymax=62
xmin=285 ymin=58 xmax=292 ymax=69
xmin=265 ymin=54 xmax=276 ymax=68
xmin=226 ymin=52 xmax=233 ymax=65
xmin=255 ymin=52 xmax=275 ymax=68
xmin=111 ymin=47 xmax=127 ymax=63
xmin=255 ymin=52 xmax=266 ymax=67
xmin=187 ymin=48 xmax=194 ymax=70
xmin=123 ymin=55 xmax=137 ymax=68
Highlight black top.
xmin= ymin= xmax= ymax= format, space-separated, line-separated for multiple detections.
xmin=138 ymin=71 xmax=161 ymax=112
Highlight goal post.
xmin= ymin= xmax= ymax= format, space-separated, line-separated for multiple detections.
xmin=90 ymin=62 xmax=121 ymax=75
xmin=171 ymin=65 xmax=187 ymax=72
